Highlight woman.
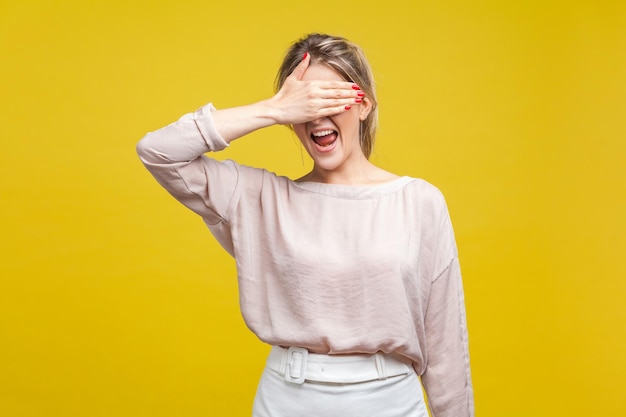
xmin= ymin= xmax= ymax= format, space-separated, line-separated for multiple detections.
xmin=137 ymin=33 xmax=474 ymax=417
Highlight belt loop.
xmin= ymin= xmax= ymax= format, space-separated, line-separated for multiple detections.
xmin=278 ymin=347 xmax=288 ymax=375
xmin=374 ymin=353 xmax=387 ymax=380
xmin=284 ymin=347 xmax=308 ymax=385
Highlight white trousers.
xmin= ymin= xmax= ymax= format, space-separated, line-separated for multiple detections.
xmin=252 ymin=347 xmax=429 ymax=417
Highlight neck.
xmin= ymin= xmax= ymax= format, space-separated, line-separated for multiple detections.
xmin=302 ymin=158 xmax=398 ymax=186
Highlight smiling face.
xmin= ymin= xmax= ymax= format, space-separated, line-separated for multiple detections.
xmin=293 ymin=63 xmax=372 ymax=178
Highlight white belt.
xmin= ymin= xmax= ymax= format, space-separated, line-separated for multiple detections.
xmin=266 ymin=346 xmax=412 ymax=385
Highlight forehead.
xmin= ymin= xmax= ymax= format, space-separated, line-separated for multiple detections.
xmin=301 ymin=63 xmax=344 ymax=82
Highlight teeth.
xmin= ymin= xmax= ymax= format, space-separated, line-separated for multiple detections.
xmin=312 ymin=130 xmax=334 ymax=137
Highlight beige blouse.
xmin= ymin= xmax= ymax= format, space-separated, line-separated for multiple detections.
xmin=137 ymin=103 xmax=474 ymax=417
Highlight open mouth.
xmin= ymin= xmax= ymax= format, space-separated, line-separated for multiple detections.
xmin=311 ymin=129 xmax=338 ymax=150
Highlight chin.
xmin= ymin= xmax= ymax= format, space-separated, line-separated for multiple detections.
xmin=310 ymin=153 xmax=348 ymax=173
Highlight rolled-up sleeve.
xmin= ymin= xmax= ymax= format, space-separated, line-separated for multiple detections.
xmin=136 ymin=103 xmax=238 ymax=225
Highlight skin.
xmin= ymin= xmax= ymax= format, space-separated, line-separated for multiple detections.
xmin=210 ymin=53 xmax=398 ymax=185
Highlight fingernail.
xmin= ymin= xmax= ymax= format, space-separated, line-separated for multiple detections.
xmin=345 ymin=105 xmax=352 ymax=110
xmin=357 ymin=92 xmax=365 ymax=97
xmin=302 ymin=52 xmax=308 ymax=60
xmin=355 ymin=98 xmax=363 ymax=103
xmin=352 ymin=84 xmax=360 ymax=90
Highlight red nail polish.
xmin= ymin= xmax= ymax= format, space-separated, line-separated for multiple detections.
xmin=345 ymin=105 xmax=351 ymax=110
xmin=357 ymin=92 xmax=365 ymax=97
xmin=355 ymin=98 xmax=363 ymax=103
xmin=352 ymin=84 xmax=360 ymax=90
xmin=302 ymin=52 xmax=308 ymax=60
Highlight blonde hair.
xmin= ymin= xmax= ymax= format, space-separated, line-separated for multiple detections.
xmin=275 ymin=33 xmax=378 ymax=159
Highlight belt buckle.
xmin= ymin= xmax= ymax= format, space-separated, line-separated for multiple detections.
xmin=285 ymin=347 xmax=308 ymax=384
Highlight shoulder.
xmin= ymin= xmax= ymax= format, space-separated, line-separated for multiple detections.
xmin=403 ymin=177 xmax=448 ymax=207
xmin=220 ymin=159 xmax=293 ymax=195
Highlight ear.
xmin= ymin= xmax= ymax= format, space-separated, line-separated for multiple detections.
xmin=359 ymin=97 xmax=373 ymax=121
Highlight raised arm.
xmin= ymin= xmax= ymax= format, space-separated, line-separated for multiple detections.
xmin=136 ymin=53 xmax=362 ymax=226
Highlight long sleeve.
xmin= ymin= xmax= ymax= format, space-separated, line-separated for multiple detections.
xmin=421 ymin=205 xmax=474 ymax=417
xmin=136 ymin=103 xmax=240 ymax=226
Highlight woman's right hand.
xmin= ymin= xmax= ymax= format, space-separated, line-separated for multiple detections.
xmin=268 ymin=53 xmax=361 ymax=125
xmin=207 ymin=53 xmax=363 ymax=144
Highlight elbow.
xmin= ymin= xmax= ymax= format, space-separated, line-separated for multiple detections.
xmin=136 ymin=132 xmax=160 ymax=164
xmin=136 ymin=132 xmax=151 ymax=156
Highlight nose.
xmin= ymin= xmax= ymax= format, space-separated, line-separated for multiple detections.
xmin=309 ymin=116 xmax=328 ymax=125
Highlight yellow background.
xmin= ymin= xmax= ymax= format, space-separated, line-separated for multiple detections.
xmin=2 ymin=1 xmax=625 ymax=416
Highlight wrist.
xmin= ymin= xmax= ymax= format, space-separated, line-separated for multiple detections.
xmin=259 ymin=97 xmax=286 ymax=126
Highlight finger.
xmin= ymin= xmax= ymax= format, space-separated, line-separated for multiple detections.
xmin=289 ymin=52 xmax=311 ymax=81
xmin=314 ymin=80 xmax=361 ymax=91
xmin=313 ymin=97 xmax=360 ymax=113
xmin=318 ymin=103 xmax=354 ymax=118
xmin=318 ymin=88 xmax=365 ymax=100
